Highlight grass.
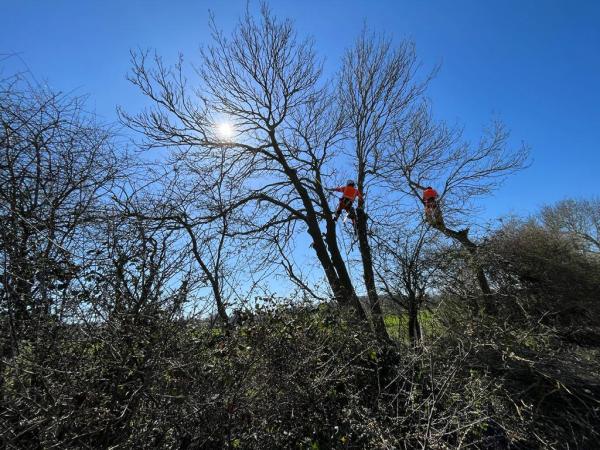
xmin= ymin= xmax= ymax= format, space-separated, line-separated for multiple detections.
xmin=384 ymin=310 xmax=440 ymax=341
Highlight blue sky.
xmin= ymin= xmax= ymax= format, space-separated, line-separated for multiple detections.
xmin=2 ymin=0 xmax=599 ymax=222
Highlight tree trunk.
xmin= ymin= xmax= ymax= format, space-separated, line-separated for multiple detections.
xmin=309 ymin=220 xmax=354 ymax=305
xmin=355 ymin=207 xmax=389 ymax=341
xmin=407 ymin=292 xmax=421 ymax=345
xmin=322 ymin=218 xmax=367 ymax=321
xmin=183 ymin=222 xmax=230 ymax=327
xmin=269 ymin=139 xmax=368 ymax=321
xmin=437 ymin=225 xmax=496 ymax=314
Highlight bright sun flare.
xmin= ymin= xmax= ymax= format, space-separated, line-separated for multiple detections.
xmin=216 ymin=122 xmax=235 ymax=140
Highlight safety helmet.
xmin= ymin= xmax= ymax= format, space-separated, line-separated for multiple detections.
xmin=347 ymin=179 xmax=355 ymax=186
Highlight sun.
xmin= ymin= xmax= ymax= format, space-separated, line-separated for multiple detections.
xmin=216 ymin=122 xmax=235 ymax=140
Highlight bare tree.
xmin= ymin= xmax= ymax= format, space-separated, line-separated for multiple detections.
xmin=374 ymin=219 xmax=442 ymax=343
xmin=120 ymin=7 xmax=371 ymax=324
xmin=338 ymin=29 xmax=432 ymax=341
xmin=388 ymin=102 xmax=528 ymax=312
xmin=541 ymin=198 xmax=600 ymax=253
xmin=79 ymin=200 xmax=193 ymax=323
xmin=0 ymin=74 xmax=120 ymax=353
xmin=118 ymin=148 xmax=265 ymax=328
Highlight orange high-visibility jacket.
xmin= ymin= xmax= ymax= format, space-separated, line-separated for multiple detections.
xmin=423 ymin=188 xmax=438 ymax=204
xmin=334 ymin=185 xmax=363 ymax=202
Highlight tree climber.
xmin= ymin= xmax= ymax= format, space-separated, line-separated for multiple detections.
xmin=422 ymin=186 xmax=444 ymax=227
xmin=328 ymin=180 xmax=364 ymax=226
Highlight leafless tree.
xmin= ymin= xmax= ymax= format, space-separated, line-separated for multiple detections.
xmin=388 ymin=102 xmax=528 ymax=311
xmin=540 ymin=198 xmax=600 ymax=253
xmin=374 ymin=219 xmax=443 ymax=343
xmin=77 ymin=200 xmax=193 ymax=324
xmin=0 ymin=74 xmax=120 ymax=353
xmin=338 ymin=29 xmax=432 ymax=340
xmin=116 ymin=147 xmax=269 ymax=327
xmin=120 ymin=7 xmax=373 ymax=325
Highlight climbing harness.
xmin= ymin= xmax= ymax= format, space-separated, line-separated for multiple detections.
xmin=425 ymin=200 xmax=444 ymax=228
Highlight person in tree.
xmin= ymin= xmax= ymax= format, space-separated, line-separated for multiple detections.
xmin=422 ymin=186 xmax=444 ymax=227
xmin=328 ymin=180 xmax=364 ymax=226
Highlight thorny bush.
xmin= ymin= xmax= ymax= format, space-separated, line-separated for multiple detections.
xmin=3 ymin=296 xmax=599 ymax=449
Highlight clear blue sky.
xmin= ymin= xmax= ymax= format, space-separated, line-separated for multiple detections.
xmin=2 ymin=0 xmax=599 ymax=221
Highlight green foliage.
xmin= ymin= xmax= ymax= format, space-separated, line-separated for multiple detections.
xmin=384 ymin=311 xmax=439 ymax=341
xmin=5 ymin=296 xmax=598 ymax=449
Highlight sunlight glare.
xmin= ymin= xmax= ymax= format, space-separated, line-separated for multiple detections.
xmin=216 ymin=122 xmax=235 ymax=140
